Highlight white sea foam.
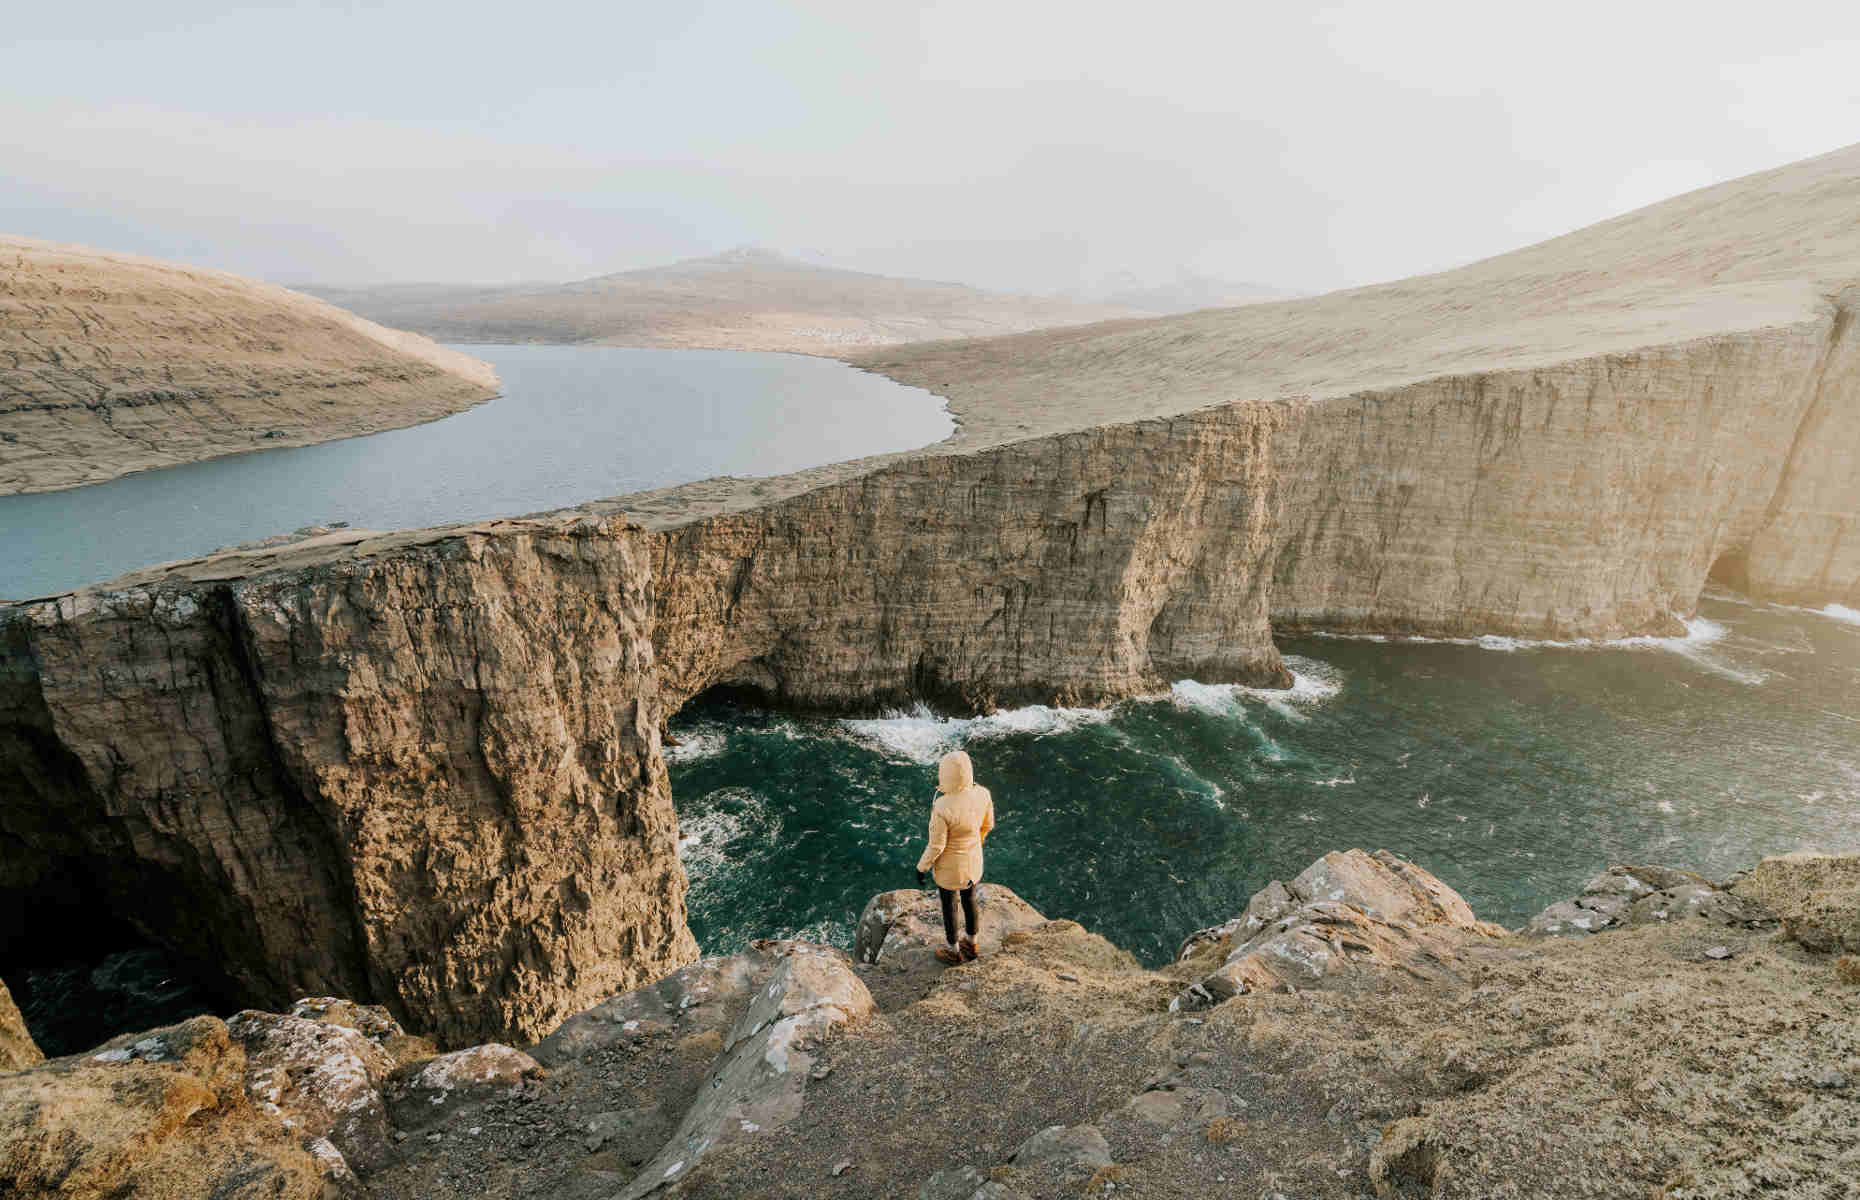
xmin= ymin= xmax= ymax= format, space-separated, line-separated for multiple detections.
xmin=1822 ymin=603 xmax=1860 ymax=626
xmin=1318 ymin=615 xmax=1772 ymax=684
xmin=1170 ymin=655 xmax=1344 ymax=722
xmin=1315 ymin=616 xmax=1726 ymax=653
xmin=676 ymin=788 xmax=769 ymax=879
xmin=663 ymin=731 xmax=728 ymax=763
xmin=838 ymin=701 xmax=1113 ymax=764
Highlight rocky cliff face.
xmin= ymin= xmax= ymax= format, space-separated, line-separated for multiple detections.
xmin=0 ymin=236 xmax=498 ymax=495
xmin=0 ymin=516 xmax=695 ymax=1047
xmin=650 ymin=403 xmax=1289 ymax=714
xmin=1271 ymin=306 xmax=1858 ymax=635
xmin=1727 ymin=296 xmax=1860 ymax=607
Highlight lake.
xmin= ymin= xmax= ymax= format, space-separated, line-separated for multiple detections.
xmin=0 ymin=344 xmax=952 ymax=601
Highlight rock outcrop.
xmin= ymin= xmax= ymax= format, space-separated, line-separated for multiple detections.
xmin=0 ymin=979 xmax=41 ymax=1071
xmin=0 ymin=1016 xmax=324 ymax=1199
xmin=1525 ymin=863 xmax=1777 ymax=936
xmin=7 ymin=851 xmax=1852 ymax=1198
xmin=1733 ymin=850 xmax=1860 ymax=953
xmin=1171 ymin=849 xmax=1510 ymax=1009
xmin=0 ymin=514 xmax=696 ymax=1048
xmin=228 ymin=1004 xmax=403 ymax=1180
xmin=0 ymin=235 xmax=498 ymax=495
xmin=854 ymin=884 xmax=1053 ymax=969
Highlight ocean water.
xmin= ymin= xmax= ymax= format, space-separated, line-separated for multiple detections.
xmin=671 ymin=591 xmax=1860 ymax=965
xmin=0 ymin=344 xmax=951 ymax=601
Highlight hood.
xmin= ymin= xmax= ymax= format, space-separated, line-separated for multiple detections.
xmin=937 ymin=750 xmax=975 ymax=795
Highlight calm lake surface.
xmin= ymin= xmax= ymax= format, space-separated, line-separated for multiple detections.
xmin=671 ymin=593 xmax=1860 ymax=965
xmin=0 ymin=344 xmax=952 ymax=601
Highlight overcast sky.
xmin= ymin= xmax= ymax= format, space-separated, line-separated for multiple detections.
xmin=4 ymin=2 xmax=1858 ymax=295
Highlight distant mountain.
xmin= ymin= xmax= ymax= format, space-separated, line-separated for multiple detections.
xmin=301 ymin=249 xmax=1149 ymax=354
xmin=1077 ymin=271 xmax=1307 ymax=315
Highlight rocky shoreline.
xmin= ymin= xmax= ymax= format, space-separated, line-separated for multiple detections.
xmin=4 ymin=848 xmax=1855 ymax=1198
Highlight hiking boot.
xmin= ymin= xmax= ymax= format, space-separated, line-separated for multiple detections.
xmin=959 ymin=935 xmax=979 ymax=962
xmin=935 ymin=945 xmax=964 ymax=966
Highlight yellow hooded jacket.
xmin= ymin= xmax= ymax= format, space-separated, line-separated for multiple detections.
xmin=916 ymin=750 xmax=995 ymax=890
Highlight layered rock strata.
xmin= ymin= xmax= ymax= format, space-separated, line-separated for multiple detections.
xmin=0 ymin=236 xmax=499 ymax=495
xmin=650 ymin=403 xmax=1290 ymax=713
xmin=0 ymin=516 xmax=695 ymax=1048
xmin=1270 ymin=303 xmax=1860 ymax=634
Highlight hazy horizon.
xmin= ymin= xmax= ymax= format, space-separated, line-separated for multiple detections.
xmin=6 ymin=3 xmax=1859 ymax=299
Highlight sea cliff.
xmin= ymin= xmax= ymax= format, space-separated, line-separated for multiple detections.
xmin=0 ymin=517 xmax=693 ymax=1047
xmin=5 ymin=146 xmax=1860 ymax=1046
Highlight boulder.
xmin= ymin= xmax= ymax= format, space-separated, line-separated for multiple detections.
xmin=1732 ymin=852 xmax=1860 ymax=953
xmin=0 ymin=1015 xmax=323 ymax=1198
xmin=1176 ymin=880 xmax=1297 ymax=963
xmin=1010 ymin=1122 xmax=1113 ymax=1171
xmin=920 ymin=1165 xmax=988 ymax=1200
xmin=385 ymin=1043 xmax=544 ymax=1131
xmin=854 ymin=884 xmax=1049 ymax=968
xmin=228 ymin=1007 xmax=397 ymax=1178
xmin=1526 ymin=864 xmax=1777 ymax=937
xmin=286 ymin=997 xmax=435 ymax=1070
xmin=1172 ymin=850 xmax=1508 ymax=1010
xmin=621 ymin=941 xmax=873 ymax=1198
xmin=0 ymin=979 xmax=41 ymax=1072
xmin=531 ymin=951 xmax=773 ymax=1069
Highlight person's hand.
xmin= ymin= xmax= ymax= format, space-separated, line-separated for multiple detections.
xmin=915 ymin=869 xmax=927 ymax=887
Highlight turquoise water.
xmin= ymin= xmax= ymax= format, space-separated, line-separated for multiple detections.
xmin=0 ymin=345 xmax=951 ymax=601
xmin=671 ymin=593 xmax=1860 ymax=964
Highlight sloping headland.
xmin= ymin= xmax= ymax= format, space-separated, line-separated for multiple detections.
xmin=302 ymin=247 xmax=1149 ymax=353
xmin=0 ymin=236 xmax=499 ymax=495
xmin=3 ymin=146 xmax=1860 ymax=1079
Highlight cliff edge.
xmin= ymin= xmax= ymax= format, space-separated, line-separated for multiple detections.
xmin=5 ymin=850 xmax=1852 ymax=1199
xmin=0 ymin=236 xmax=499 ymax=494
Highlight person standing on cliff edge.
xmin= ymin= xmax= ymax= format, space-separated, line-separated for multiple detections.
xmin=915 ymin=749 xmax=995 ymax=965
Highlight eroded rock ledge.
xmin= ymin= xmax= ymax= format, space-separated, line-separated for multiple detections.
xmin=4 ymin=850 xmax=1854 ymax=1200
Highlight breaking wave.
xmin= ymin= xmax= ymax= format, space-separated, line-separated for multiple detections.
xmin=1169 ymin=655 xmax=1343 ymax=722
xmin=838 ymin=701 xmax=1114 ymax=764
xmin=1820 ymin=603 xmax=1860 ymax=627
xmin=1314 ymin=617 xmax=1766 ymax=683
xmin=663 ymin=730 xmax=728 ymax=763
xmin=676 ymin=788 xmax=770 ymax=879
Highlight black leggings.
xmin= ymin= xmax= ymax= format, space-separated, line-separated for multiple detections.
xmin=938 ymin=884 xmax=978 ymax=945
